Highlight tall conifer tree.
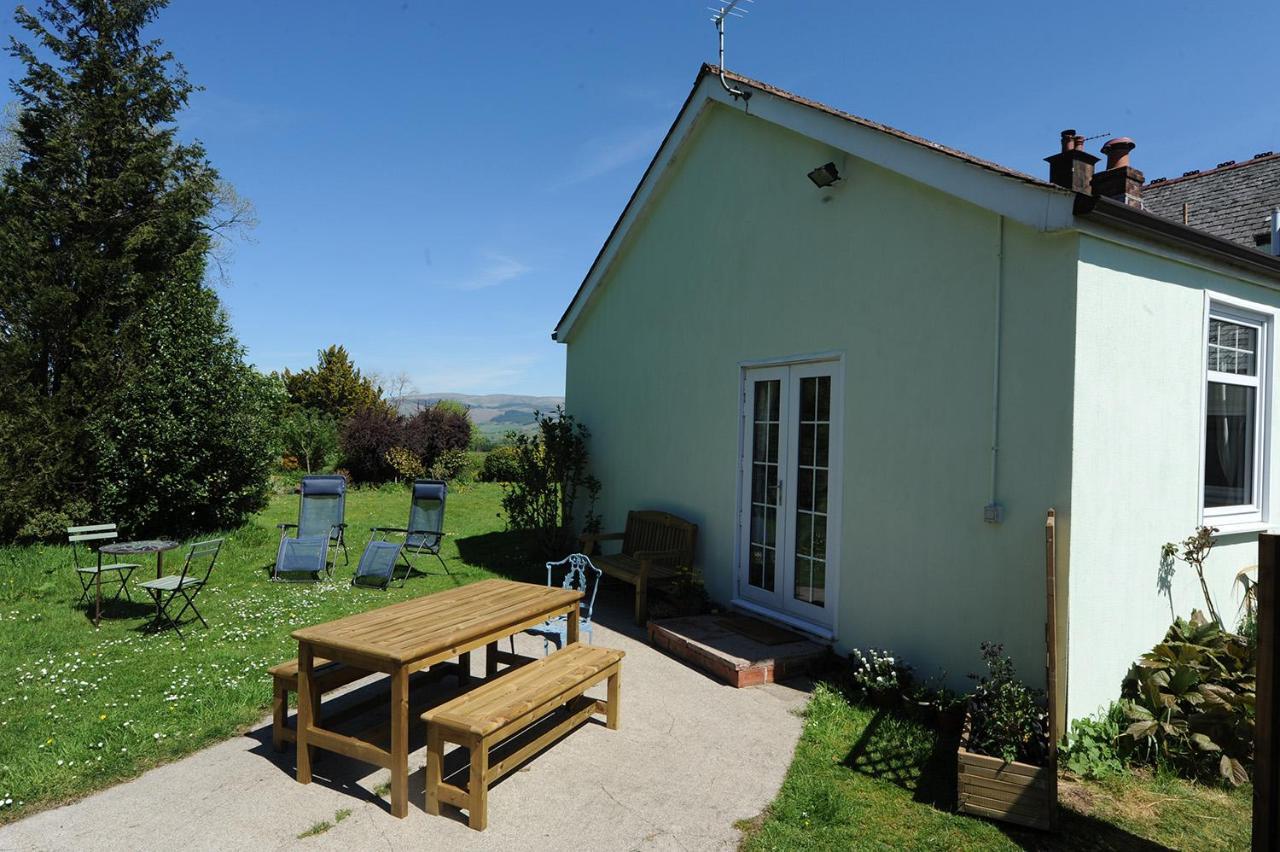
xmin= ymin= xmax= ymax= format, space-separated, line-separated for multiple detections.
xmin=0 ymin=1 xmax=276 ymax=538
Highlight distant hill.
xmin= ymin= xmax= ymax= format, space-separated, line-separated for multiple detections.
xmin=397 ymin=393 xmax=565 ymax=440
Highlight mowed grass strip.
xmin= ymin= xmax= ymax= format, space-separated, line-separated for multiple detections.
xmin=0 ymin=482 xmax=526 ymax=823
xmin=739 ymin=684 xmax=1253 ymax=851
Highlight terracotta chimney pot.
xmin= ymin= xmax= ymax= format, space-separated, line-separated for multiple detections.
xmin=1101 ymin=137 xmax=1136 ymax=170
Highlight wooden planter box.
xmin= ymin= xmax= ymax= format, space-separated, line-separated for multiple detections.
xmin=957 ymin=714 xmax=1056 ymax=831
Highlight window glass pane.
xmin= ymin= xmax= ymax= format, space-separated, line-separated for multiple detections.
xmin=763 ymin=547 xmax=775 ymax=592
xmin=1204 ymin=381 xmax=1256 ymax=508
xmin=767 ymin=424 xmax=780 ymax=463
xmin=800 ymin=377 xmax=817 ymax=422
xmin=799 ymin=424 xmax=815 ymax=467
xmin=796 ymin=512 xmax=812 ymax=557
xmin=1207 ymin=319 xmax=1258 ymax=376
xmin=816 ymin=376 xmax=830 ymax=421
xmin=815 ymin=469 xmax=828 ymax=514
xmin=797 ymin=467 xmax=813 ymax=512
xmin=794 ymin=556 xmax=812 ymax=604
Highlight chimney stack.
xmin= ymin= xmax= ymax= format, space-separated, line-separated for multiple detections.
xmin=1092 ymin=137 xmax=1144 ymax=207
xmin=1045 ymin=129 xmax=1099 ymax=194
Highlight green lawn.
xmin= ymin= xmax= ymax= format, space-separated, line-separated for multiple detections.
xmin=0 ymin=481 xmax=530 ymax=823
xmin=739 ymin=684 xmax=1252 ymax=851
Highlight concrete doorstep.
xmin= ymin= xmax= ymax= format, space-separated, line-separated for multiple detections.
xmin=0 ymin=602 xmax=809 ymax=852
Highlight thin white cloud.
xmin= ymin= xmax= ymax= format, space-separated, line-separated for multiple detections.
xmin=456 ymin=253 xmax=531 ymax=291
xmin=410 ymin=353 xmax=541 ymax=395
xmin=557 ymin=124 xmax=667 ymax=187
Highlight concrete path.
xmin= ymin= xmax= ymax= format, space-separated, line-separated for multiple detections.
xmin=0 ymin=602 xmax=809 ymax=851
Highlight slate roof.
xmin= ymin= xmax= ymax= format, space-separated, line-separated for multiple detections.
xmin=1142 ymin=153 xmax=1280 ymax=250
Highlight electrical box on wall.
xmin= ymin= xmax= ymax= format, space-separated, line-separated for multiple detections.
xmin=984 ymin=503 xmax=1004 ymax=524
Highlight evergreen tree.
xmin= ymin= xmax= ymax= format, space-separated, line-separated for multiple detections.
xmin=0 ymin=0 xmax=274 ymax=539
xmin=283 ymin=345 xmax=388 ymax=421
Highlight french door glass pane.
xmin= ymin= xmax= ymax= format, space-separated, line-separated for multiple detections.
xmin=1204 ymin=381 xmax=1256 ymax=507
xmin=794 ymin=375 xmax=830 ymax=608
xmin=749 ymin=379 xmax=781 ymax=592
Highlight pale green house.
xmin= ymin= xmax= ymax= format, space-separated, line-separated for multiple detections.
xmin=554 ymin=65 xmax=1280 ymax=723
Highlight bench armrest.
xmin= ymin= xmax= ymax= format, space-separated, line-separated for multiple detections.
xmin=579 ymin=531 xmax=624 ymax=555
xmin=372 ymin=526 xmax=408 ymax=534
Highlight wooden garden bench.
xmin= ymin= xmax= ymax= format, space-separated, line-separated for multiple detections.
xmin=269 ymin=657 xmax=370 ymax=751
xmin=423 ymin=642 xmax=623 ymax=831
xmin=580 ymin=510 xmax=698 ymax=624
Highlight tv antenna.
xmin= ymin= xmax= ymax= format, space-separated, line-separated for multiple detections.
xmin=709 ymin=0 xmax=753 ymax=101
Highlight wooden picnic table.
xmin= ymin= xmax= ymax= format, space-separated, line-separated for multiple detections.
xmin=291 ymin=578 xmax=582 ymax=818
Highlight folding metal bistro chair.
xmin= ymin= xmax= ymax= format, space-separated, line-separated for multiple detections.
xmin=370 ymin=479 xmax=450 ymax=578
xmin=138 ymin=539 xmax=222 ymax=639
xmin=351 ymin=540 xmax=408 ymax=591
xmin=275 ymin=474 xmax=348 ymax=581
xmin=510 ymin=553 xmax=602 ymax=656
xmin=67 ymin=523 xmax=141 ymax=626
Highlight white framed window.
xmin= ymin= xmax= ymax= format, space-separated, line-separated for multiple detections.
xmin=1202 ymin=300 xmax=1270 ymax=526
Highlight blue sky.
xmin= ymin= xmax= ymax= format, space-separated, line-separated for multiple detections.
xmin=4 ymin=1 xmax=1278 ymax=395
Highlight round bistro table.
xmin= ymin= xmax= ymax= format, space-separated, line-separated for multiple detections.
xmin=97 ymin=539 xmax=179 ymax=625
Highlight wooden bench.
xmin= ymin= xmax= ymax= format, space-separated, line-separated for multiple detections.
xmin=581 ymin=510 xmax=698 ymax=624
xmin=269 ymin=657 xmax=370 ymax=751
xmin=423 ymin=642 xmax=623 ymax=831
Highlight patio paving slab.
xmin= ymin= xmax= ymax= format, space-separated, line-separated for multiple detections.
xmin=0 ymin=603 xmax=808 ymax=852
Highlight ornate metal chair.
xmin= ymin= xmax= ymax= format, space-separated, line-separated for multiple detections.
xmin=511 ymin=554 xmax=602 ymax=656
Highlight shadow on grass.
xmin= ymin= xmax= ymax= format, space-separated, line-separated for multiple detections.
xmin=453 ymin=529 xmax=546 ymax=584
xmin=843 ymin=706 xmax=1168 ymax=851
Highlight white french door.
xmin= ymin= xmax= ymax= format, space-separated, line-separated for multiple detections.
xmin=737 ymin=360 xmax=842 ymax=630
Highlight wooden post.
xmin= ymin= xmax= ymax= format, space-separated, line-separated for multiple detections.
xmin=1044 ymin=509 xmax=1059 ymax=831
xmin=1255 ymin=534 xmax=1280 ymax=850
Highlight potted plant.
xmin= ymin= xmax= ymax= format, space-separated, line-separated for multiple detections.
xmin=956 ymin=642 xmax=1056 ymax=831
xmin=850 ymin=648 xmax=910 ymax=710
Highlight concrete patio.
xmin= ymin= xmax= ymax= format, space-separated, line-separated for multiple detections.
xmin=0 ymin=602 xmax=809 ymax=851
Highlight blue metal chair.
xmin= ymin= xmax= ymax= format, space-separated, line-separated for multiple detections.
xmin=351 ymin=540 xmax=407 ymax=591
xmin=274 ymin=475 xmax=348 ymax=581
xmin=511 ymin=554 xmax=602 ymax=656
xmin=371 ymin=479 xmax=450 ymax=577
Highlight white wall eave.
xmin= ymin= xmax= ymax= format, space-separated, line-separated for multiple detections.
xmin=553 ymin=73 xmax=1077 ymax=343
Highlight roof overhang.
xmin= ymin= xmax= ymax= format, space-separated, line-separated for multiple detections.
xmin=553 ymin=65 xmax=1077 ymax=343
xmin=1074 ymin=193 xmax=1280 ymax=282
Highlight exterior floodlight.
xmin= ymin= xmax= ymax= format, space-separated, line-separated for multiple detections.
xmin=807 ymin=162 xmax=841 ymax=188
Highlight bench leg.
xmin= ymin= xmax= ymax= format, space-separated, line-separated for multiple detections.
xmin=468 ymin=736 xmax=489 ymax=831
xmin=425 ymin=725 xmax=442 ymax=816
xmin=457 ymin=651 xmax=471 ymax=686
xmin=272 ymin=681 xmax=287 ymax=752
xmin=607 ymin=668 xmax=621 ymax=730
xmin=634 ymin=577 xmax=648 ymax=626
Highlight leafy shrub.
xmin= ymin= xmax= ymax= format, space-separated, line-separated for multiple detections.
xmin=384 ymin=446 xmax=425 ymax=481
xmin=1062 ymin=704 xmax=1127 ymax=779
xmin=428 ymin=448 xmax=470 ymax=481
xmin=403 ymin=403 xmax=472 ymax=472
xmin=966 ymin=642 xmax=1048 ymax=765
xmin=1119 ymin=610 xmax=1255 ymax=786
xmin=500 ymin=407 xmax=601 ymax=557
xmin=850 ymin=648 xmax=910 ymax=697
xmin=340 ymin=404 xmax=402 ymax=482
xmin=479 ymin=445 xmax=521 ymax=482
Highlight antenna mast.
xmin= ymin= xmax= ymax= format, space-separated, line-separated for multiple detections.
xmin=710 ymin=0 xmax=752 ymax=101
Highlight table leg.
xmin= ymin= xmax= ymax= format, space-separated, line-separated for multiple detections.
xmin=567 ymin=606 xmax=580 ymax=645
xmin=154 ymin=551 xmax=165 ymax=620
xmin=390 ymin=667 xmax=409 ymax=818
xmin=485 ymin=642 xmax=498 ymax=677
xmin=457 ymin=651 xmax=471 ymax=686
xmin=95 ymin=569 xmax=103 ymax=628
xmin=296 ymin=643 xmax=314 ymax=785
